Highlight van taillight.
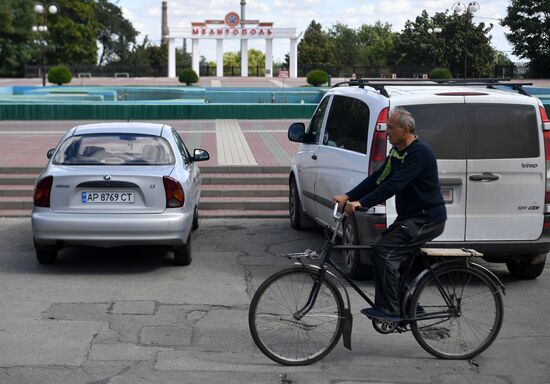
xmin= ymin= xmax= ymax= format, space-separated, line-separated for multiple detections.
xmin=34 ymin=176 xmax=53 ymax=207
xmin=163 ymin=176 xmax=185 ymax=208
xmin=542 ymin=106 xmax=550 ymax=205
xmin=369 ymin=107 xmax=388 ymax=175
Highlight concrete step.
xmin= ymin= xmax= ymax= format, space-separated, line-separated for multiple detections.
xmin=0 ymin=185 xmax=34 ymax=197
xmin=0 ymin=196 xmax=32 ymax=210
xmin=201 ymin=184 xmax=288 ymax=198
xmin=200 ymin=196 xmax=287 ymax=211
xmin=0 ymin=166 xmax=290 ymax=217
xmin=0 ymin=174 xmax=38 ymax=185
xmin=199 ymin=209 xmax=288 ymax=219
xmin=202 ymin=173 xmax=287 ymax=185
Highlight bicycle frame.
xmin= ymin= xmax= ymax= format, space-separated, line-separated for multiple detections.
xmin=291 ymin=204 xmax=503 ymax=324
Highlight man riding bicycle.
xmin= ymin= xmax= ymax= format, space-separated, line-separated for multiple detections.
xmin=333 ymin=107 xmax=447 ymax=321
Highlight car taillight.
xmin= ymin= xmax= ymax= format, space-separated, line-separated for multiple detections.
xmin=163 ymin=176 xmax=185 ymax=208
xmin=34 ymin=176 xmax=53 ymax=207
xmin=542 ymin=106 xmax=550 ymax=204
xmin=369 ymin=107 xmax=388 ymax=175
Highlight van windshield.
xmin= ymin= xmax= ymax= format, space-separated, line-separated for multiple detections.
xmin=52 ymin=134 xmax=176 ymax=165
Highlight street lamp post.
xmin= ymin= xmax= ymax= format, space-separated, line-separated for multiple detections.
xmin=452 ymin=1 xmax=479 ymax=78
xmin=428 ymin=27 xmax=442 ymax=67
xmin=32 ymin=3 xmax=58 ymax=86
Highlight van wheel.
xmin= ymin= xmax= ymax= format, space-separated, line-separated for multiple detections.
xmin=35 ymin=243 xmax=58 ymax=265
xmin=289 ymin=177 xmax=311 ymax=230
xmin=506 ymin=254 xmax=545 ymax=279
xmin=342 ymin=219 xmax=370 ymax=279
xmin=174 ymin=234 xmax=192 ymax=266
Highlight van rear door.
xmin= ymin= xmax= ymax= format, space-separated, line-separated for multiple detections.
xmin=394 ymin=97 xmax=467 ymax=242
xmin=464 ymin=99 xmax=544 ymax=241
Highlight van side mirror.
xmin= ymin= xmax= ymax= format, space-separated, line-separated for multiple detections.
xmin=47 ymin=148 xmax=56 ymax=159
xmin=288 ymin=122 xmax=307 ymax=143
xmin=192 ymin=148 xmax=210 ymax=162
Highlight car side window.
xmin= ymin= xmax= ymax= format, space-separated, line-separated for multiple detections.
xmin=171 ymin=130 xmax=191 ymax=163
xmin=323 ymin=95 xmax=369 ymax=154
xmin=307 ymin=96 xmax=330 ymax=143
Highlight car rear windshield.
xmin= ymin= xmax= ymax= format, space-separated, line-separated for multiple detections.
xmin=404 ymin=103 xmax=539 ymax=159
xmin=52 ymin=133 xmax=176 ymax=165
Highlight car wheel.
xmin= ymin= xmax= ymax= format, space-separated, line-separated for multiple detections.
xmin=506 ymin=253 xmax=546 ymax=279
xmin=35 ymin=243 xmax=58 ymax=265
xmin=192 ymin=206 xmax=199 ymax=231
xmin=174 ymin=233 xmax=192 ymax=266
xmin=289 ymin=177 xmax=311 ymax=230
xmin=342 ymin=219 xmax=370 ymax=279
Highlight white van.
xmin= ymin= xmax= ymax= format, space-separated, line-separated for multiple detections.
xmin=288 ymin=79 xmax=550 ymax=279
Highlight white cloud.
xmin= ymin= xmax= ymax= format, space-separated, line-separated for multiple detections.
xmin=377 ymin=0 xmax=412 ymax=15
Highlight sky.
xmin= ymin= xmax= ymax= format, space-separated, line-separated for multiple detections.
xmin=116 ymin=0 xmax=520 ymax=63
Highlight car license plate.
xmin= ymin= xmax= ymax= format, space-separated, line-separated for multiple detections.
xmin=82 ymin=192 xmax=134 ymax=203
xmin=442 ymin=188 xmax=453 ymax=204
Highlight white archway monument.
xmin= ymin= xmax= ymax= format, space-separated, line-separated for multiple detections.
xmin=167 ymin=11 xmax=299 ymax=78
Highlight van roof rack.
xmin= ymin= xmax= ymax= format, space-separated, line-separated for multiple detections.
xmin=332 ymin=78 xmax=534 ymax=98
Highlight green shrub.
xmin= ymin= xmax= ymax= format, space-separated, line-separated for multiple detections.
xmin=307 ymin=69 xmax=329 ymax=86
xmin=47 ymin=64 xmax=72 ymax=85
xmin=178 ymin=68 xmax=199 ymax=86
xmin=429 ymin=67 xmax=452 ymax=79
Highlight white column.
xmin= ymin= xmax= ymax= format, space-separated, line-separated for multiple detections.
xmin=192 ymin=38 xmax=200 ymax=75
xmin=241 ymin=39 xmax=248 ymax=77
xmin=216 ymin=39 xmax=224 ymax=77
xmin=168 ymin=38 xmax=176 ymax=78
xmin=289 ymin=38 xmax=298 ymax=78
xmin=265 ymin=39 xmax=273 ymax=77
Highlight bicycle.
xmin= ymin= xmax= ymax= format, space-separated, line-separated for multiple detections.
xmin=248 ymin=204 xmax=505 ymax=365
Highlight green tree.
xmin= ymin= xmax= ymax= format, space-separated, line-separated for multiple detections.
xmin=0 ymin=0 xmax=35 ymax=77
xmin=298 ymin=21 xmax=336 ymax=69
xmin=329 ymin=23 xmax=358 ymax=66
xmin=95 ymin=0 xmax=137 ymax=66
xmin=502 ymin=0 xmax=550 ymax=77
xmin=46 ymin=0 xmax=98 ymax=65
xmin=396 ymin=10 xmax=496 ymax=77
xmin=248 ymin=48 xmax=265 ymax=74
xmin=356 ymin=21 xmax=397 ymax=68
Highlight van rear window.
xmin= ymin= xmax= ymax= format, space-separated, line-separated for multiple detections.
xmin=466 ymin=104 xmax=539 ymax=159
xmin=402 ymin=103 xmax=539 ymax=160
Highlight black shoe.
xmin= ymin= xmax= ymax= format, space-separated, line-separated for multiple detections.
xmin=361 ymin=307 xmax=402 ymax=322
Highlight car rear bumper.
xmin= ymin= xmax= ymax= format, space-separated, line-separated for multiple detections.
xmin=32 ymin=210 xmax=193 ymax=248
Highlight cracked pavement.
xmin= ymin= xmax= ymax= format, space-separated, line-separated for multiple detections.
xmin=0 ymin=218 xmax=549 ymax=383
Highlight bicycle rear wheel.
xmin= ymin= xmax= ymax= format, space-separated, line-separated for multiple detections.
xmin=409 ymin=265 xmax=503 ymax=359
xmin=249 ymin=267 xmax=345 ymax=365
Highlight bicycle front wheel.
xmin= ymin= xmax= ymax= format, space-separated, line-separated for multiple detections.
xmin=409 ymin=265 xmax=503 ymax=359
xmin=248 ymin=267 xmax=345 ymax=365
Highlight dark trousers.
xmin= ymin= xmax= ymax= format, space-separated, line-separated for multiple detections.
xmin=371 ymin=217 xmax=445 ymax=316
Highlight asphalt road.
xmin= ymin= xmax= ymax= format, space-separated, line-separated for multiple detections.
xmin=0 ymin=218 xmax=549 ymax=384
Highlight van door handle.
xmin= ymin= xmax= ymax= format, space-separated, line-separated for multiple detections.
xmin=469 ymin=172 xmax=499 ymax=182
xmin=311 ymin=154 xmax=317 ymax=160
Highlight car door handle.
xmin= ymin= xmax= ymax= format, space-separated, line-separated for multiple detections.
xmin=469 ymin=172 xmax=499 ymax=182
xmin=311 ymin=154 xmax=317 ymax=160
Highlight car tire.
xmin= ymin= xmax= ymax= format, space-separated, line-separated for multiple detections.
xmin=35 ymin=244 xmax=58 ymax=265
xmin=174 ymin=234 xmax=192 ymax=266
xmin=342 ymin=218 xmax=370 ymax=279
xmin=506 ymin=253 xmax=546 ymax=279
xmin=192 ymin=206 xmax=199 ymax=231
xmin=289 ymin=177 xmax=312 ymax=230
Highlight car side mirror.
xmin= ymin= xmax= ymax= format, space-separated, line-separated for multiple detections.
xmin=47 ymin=148 xmax=56 ymax=159
xmin=288 ymin=122 xmax=307 ymax=143
xmin=192 ymin=148 xmax=210 ymax=162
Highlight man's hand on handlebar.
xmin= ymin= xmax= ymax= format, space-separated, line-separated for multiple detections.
xmin=332 ymin=194 xmax=349 ymax=208
xmin=332 ymin=194 xmax=363 ymax=215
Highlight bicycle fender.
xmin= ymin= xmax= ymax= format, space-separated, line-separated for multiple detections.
xmin=403 ymin=260 xmax=506 ymax=314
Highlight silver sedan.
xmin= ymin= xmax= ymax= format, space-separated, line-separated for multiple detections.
xmin=31 ymin=122 xmax=210 ymax=265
